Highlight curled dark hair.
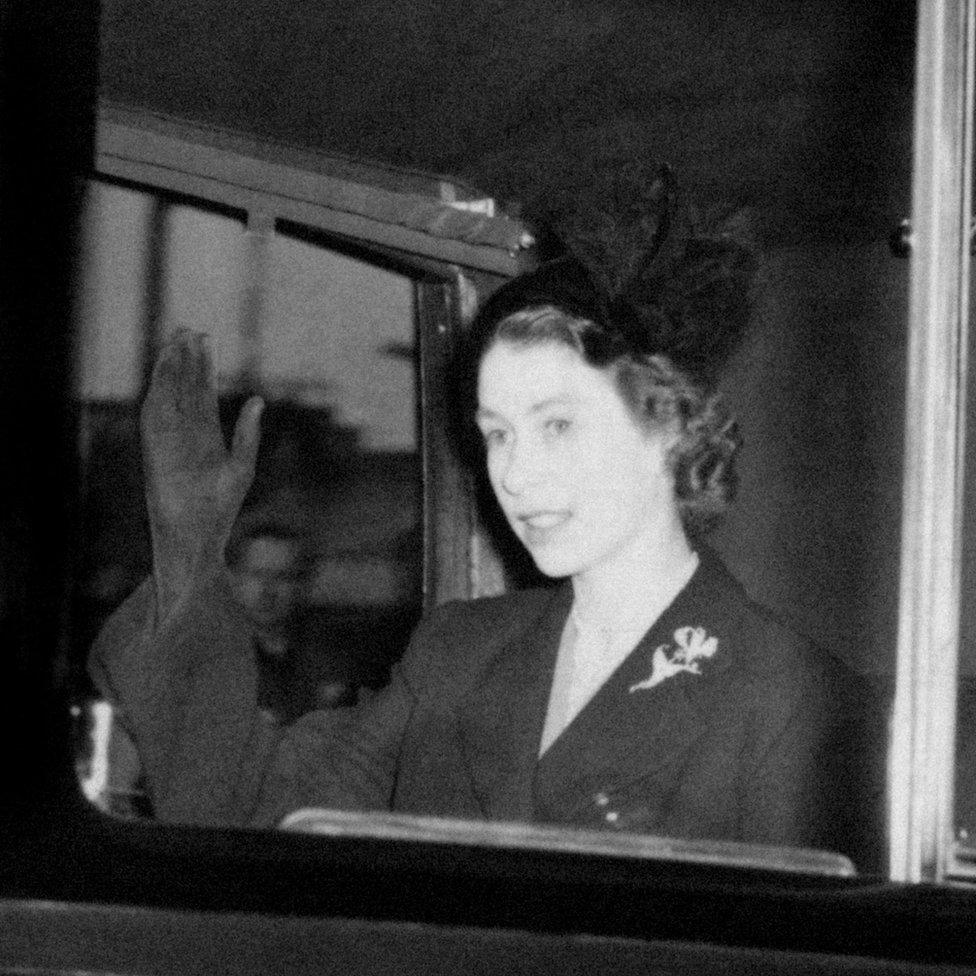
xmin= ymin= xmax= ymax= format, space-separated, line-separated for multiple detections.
xmin=615 ymin=350 xmax=741 ymax=539
xmin=462 ymin=304 xmax=740 ymax=539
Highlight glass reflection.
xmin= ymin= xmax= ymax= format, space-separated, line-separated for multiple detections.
xmin=72 ymin=184 xmax=422 ymax=817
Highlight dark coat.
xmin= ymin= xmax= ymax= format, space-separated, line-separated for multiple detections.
xmin=89 ymin=552 xmax=878 ymax=859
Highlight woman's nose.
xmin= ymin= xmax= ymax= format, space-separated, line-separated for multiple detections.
xmin=499 ymin=439 xmax=540 ymax=496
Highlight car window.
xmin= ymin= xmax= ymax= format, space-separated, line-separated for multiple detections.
xmin=73 ymin=179 xmax=423 ymax=811
xmin=70 ymin=1 xmax=928 ymax=882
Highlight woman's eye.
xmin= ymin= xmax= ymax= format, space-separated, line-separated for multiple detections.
xmin=481 ymin=428 xmax=507 ymax=447
xmin=545 ymin=418 xmax=571 ymax=436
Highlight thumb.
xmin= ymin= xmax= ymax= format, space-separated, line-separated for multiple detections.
xmin=230 ymin=395 xmax=264 ymax=476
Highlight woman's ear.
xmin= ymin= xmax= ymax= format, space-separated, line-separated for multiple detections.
xmin=648 ymin=415 xmax=682 ymax=455
xmin=649 ymin=422 xmax=685 ymax=488
xmin=635 ymin=425 xmax=677 ymax=488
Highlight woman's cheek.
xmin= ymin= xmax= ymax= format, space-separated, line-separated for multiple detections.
xmin=485 ymin=450 xmax=509 ymax=499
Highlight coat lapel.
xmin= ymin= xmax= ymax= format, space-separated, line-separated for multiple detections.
xmin=455 ymin=584 xmax=571 ymax=821
xmin=534 ymin=552 xmax=741 ymax=821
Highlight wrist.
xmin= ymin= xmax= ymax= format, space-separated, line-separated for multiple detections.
xmin=151 ymin=550 xmax=229 ymax=625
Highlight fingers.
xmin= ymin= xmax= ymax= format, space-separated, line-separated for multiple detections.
xmin=150 ymin=329 xmax=217 ymax=408
xmin=200 ymin=333 xmax=217 ymax=392
xmin=149 ymin=329 xmax=199 ymax=396
xmin=230 ymin=395 xmax=264 ymax=476
xmin=178 ymin=330 xmax=211 ymax=406
xmin=183 ymin=331 xmax=215 ymax=398
xmin=142 ymin=329 xmax=223 ymax=451
xmin=149 ymin=328 xmax=189 ymax=392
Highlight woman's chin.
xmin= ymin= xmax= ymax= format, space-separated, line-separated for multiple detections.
xmin=526 ymin=548 xmax=579 ymax=580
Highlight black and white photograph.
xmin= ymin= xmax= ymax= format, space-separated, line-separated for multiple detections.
xmin=4 ymin=1 xmax=976 ymax=973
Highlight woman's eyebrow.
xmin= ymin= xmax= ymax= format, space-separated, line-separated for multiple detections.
xmin=474 ymin=407 xmax=502 ymax=424
xmin=476 ymin=396 xmax=575 ymax=423
xmin=528 ymin=395 xmax=575 ymax=414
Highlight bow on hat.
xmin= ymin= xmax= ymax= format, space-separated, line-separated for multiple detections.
xmin=480 ymin=165 xmax=758 ymax=388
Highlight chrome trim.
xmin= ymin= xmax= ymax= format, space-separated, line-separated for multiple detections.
xmin=889 ymin=0 xmax=975 ymax=882
xmin=94 ymin=104 xmax=534 ymax=276
xmin=281 ymin=808 xmax=857 ymax=878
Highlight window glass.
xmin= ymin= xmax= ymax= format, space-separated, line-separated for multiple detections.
xmin=72 ymin=182 xmax=423 ymax=816
xmin=76 ymin=181 xmax=157 ymax=400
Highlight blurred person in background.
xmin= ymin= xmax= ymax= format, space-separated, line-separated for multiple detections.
xmin=227 ymin=520 xmax=358 ymax=723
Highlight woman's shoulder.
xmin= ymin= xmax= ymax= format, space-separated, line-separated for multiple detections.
xmin=695 ymin=549 xmax=859 ymax=702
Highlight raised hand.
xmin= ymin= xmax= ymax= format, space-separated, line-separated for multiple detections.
xmin=141 ymin=329 xmax=264 ymax=619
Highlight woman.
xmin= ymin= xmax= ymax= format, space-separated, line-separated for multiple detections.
xmin=89 ymin=179 xmax=861 ymax=853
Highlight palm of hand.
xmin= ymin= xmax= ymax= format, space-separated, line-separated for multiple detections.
xmin=141 ymin=330 xmax=263 ymax=610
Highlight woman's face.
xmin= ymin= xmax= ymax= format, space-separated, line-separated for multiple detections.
xmin=476 ymin=339 xmax=678 ymax=580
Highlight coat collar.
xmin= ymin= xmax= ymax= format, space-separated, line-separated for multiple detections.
xmin=455 ymin=549 xmax=746 ymax=823
xmin=455 ymin=583 xmax=570 ymax=821
xmin=535 ymin=550 xmax=746 ymax=820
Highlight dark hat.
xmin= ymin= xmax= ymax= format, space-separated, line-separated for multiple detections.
xmin=478 ymin=165 xmax=758 ymax=387
xmin=474 ymin=254 xmax=605 ymax=330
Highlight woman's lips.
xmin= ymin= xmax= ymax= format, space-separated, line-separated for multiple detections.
xmin=517 ymin=510 xmax=571 ymax=546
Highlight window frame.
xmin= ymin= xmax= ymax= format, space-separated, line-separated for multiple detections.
xmin=91 ymin=104 xmax=534 ymax=610
xmin=888 ymin=0 xmax=976 ymax=884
